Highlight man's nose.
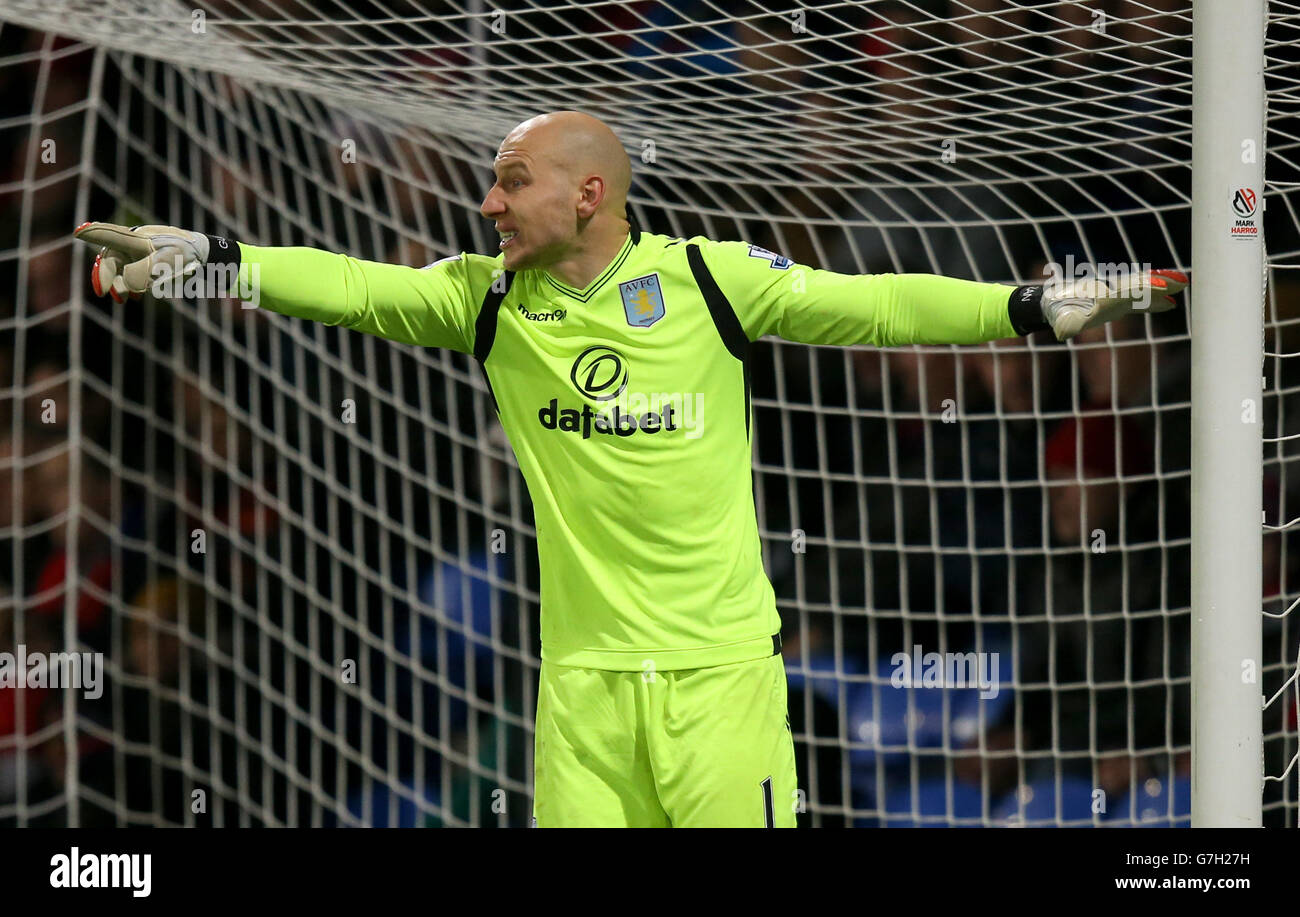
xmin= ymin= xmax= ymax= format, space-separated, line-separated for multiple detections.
xmin=481 ymin=189 xmax=504 ymax=217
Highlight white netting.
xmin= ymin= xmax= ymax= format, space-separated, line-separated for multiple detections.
xmin=0 ymin=0 xmax=1294 ymax=826
xmin=1263 ymin=0 xmax=1300 ymax=820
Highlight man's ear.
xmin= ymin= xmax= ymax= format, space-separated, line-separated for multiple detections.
xmin=576 ymin=175 xmax=605 ymax=219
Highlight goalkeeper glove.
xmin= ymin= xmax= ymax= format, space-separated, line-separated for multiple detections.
xmin=1036 ymin=268 xmax=1188 ymax=341
xmin=73 ymin=221 xmax=222 ymax=303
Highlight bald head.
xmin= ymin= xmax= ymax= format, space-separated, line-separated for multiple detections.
xmin=500 ymin=111 xmax=631 ymax=218
xmin=482 ymin=111 xmax=633 ymax=276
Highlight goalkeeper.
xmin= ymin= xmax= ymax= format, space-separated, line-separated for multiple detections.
xmin=74 ymin=110 xmax=1186 ymax=828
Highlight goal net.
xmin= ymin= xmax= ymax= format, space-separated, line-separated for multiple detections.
xmin=0 ymin=0 xmax=1295 ymax=827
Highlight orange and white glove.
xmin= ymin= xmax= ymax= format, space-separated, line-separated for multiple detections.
xmin=1040 ymin=268 xmax=1188 ymax=341
xmin=73 ymin=221 xmax=215 ymax=302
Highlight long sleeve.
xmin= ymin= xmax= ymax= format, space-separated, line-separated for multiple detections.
xmin=694 ymin=238 xmax=1021 ymax=347
xmin=233 ymin=243 xmax=499 ymax=354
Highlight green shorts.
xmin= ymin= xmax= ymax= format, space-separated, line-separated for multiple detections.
xmin=532 ymin=652 xmax=798 ymax=827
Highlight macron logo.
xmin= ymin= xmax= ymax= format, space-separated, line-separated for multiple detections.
xmin=518 ymin=303 xmax=566 ymax=323
xmin=50 ymin=847 xmax=151 ymax=898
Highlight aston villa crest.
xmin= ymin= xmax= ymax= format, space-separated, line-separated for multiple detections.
xmin=619 ymin=273 xmax=665 ymax=327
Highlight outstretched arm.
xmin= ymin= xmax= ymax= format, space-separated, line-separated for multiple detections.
xmin=73 ymin=222 xmax=495 ymax=354
xmin=696 ymin=239 xmax=1185 ymax=346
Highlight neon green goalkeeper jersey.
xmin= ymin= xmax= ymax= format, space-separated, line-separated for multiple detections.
xmin=228 ymin=223 xmax=1022 ymax=670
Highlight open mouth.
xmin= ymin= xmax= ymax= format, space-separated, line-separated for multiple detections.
xmin=499 ymin=231 xmax=518 ymax=250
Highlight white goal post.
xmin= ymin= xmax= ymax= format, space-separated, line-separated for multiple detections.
xmin=1190 ymin=0 xmax=1265 ymax=828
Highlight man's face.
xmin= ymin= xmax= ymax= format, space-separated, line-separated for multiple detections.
xmin=479 ymin=130 xmax=578 ymax=272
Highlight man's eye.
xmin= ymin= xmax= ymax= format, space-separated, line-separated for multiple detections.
xmin=510 ymin=179 xmax=523 ymax=189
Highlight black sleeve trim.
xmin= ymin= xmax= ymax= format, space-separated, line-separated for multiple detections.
xmin=686 ymin=244 xmax=748 ymax=361
xmin=686 ymin=243 xmax=752 ymax=438
xmin=205 ymin=234 xmax=240 ymax=269
xmin=1008 ymin=284 xmax=1050 ymax=336
xmin=472 ymin=270 xmax=516 ymax=412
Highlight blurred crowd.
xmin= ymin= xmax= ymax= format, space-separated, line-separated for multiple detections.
xmin=0 ymin=0 xmax=1298 ymax=827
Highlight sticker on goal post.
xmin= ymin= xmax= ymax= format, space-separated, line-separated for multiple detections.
xmin=1229 ymin=186 xmax=1259 ymax=240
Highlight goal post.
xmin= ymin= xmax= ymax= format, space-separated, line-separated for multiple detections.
xmin=1190 ymin=0 xmax=1265 ymax=828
